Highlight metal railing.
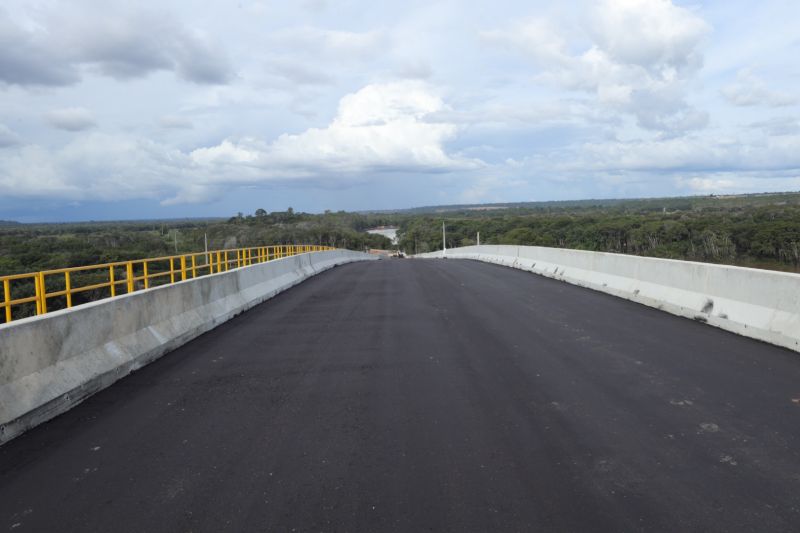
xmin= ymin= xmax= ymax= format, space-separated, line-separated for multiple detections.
xmin=0 ymin=244 xmax=334 ymax=324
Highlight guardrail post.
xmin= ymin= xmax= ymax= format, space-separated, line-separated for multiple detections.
xmin=0 ymin=244 xmax=320 ymax=323
xmin=3 ymin=278 xmax=11 ymax=323
xmin=39 ymin=272 xmax=48 ymax=314
xmin=109 ymin=266 xmax=116 ymax=297
xmin=127 ymin=262 xmax=134 ymax=293
xmin=34 ymin=275 xmax=41 ymax=315
xmin=65 ymin=271 xmax=72 ymax=308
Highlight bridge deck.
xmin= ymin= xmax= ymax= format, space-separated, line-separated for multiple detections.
xmin=2 ymin=259 xmax=799 ymax=531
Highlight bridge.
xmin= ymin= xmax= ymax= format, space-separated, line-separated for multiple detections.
xmin=1 ymin=247 xmax=800 ymax=531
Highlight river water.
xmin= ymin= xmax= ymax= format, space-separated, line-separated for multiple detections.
xmin=366 ymin=227 xmax=398 ymax=245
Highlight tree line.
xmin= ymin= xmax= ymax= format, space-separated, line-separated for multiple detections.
xmin=3 ymin=194 xmax=800 ymax=321
xmin=397 ymin=200 xmax=800 ymax=272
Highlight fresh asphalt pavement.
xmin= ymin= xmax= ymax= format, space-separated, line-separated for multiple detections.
xmin=2 ymin=258 xmax=799 ymax=532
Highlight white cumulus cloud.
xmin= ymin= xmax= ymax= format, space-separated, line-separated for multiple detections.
xmin=588 ymin=0 xmax=709 ymax=72
xmin=482 ymin=0 xmax=710 ymax=133
xmin=0 ymin=82 xmax=478 ymax=205
xmin=0 ymin=4 xmax=232 ymax=87
xmin=191 ymin=81 xmax=477 ymax=175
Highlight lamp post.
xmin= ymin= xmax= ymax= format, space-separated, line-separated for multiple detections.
xmin=442 ymin=221 xmax=446 ymax=258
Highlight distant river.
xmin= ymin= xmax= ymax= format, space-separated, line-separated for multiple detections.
xmin=366 ymin=227 xmax=398 ymax=245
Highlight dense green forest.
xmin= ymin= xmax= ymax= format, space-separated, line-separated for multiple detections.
xmin=0 ymin=209 xmax=393 ymax=276
xmin=0 ymin=209 xmax=395 ymax=321
xmin=2 ymin=192 xmax=800 ymax=321
xmin=398 ymin=192 xmax=800 ymax=272
xmin=3 ymin=193 xmax=800 ymax=277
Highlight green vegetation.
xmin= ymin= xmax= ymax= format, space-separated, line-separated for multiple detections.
xmin=2 ymin=192 xmax=800 ymax=322
xmin=4 ymin=194 xmax=800 ymax=277
xmin=0 ymin=210 xmax=392 ymax=321
xmin=0 ymin=210 xmax=392 ymax=276
xmin=397 ymin=192 xmax=800 ymax=272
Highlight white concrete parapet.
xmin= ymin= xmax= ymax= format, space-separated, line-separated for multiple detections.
xmin=419 ymin=245 xmax=800 ymax=354
xmin=0 ymin=250 xmax=376 ymax=444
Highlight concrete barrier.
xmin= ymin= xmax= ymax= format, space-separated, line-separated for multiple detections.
xmin=418 ymin=245 xmax=800 ymax=353
xmin=0 ymin=250 xmax=376 ymax=444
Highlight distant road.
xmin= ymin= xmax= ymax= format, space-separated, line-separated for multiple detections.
xmin=2 ymin=259 xmax=799 ymax=531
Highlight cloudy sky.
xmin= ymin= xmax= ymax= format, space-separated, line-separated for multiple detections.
xmin=1 ymin=0 xmax=799 ymax=221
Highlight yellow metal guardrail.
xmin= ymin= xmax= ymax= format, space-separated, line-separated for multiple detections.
xmin=0 ymin=244 xmax=334 ymax=324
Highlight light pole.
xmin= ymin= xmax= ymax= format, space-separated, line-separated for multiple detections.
xmin=442 ymin=221 xmax=446 ymax=258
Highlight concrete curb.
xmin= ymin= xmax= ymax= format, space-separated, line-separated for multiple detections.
xmin=417 ymin=245 xmax=800 ymax=354
xmin=0 ymin=250 xmax=376 ymax=444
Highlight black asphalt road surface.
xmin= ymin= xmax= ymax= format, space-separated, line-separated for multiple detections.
xmin=2 ymin=259 xmax=800 ymax=532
